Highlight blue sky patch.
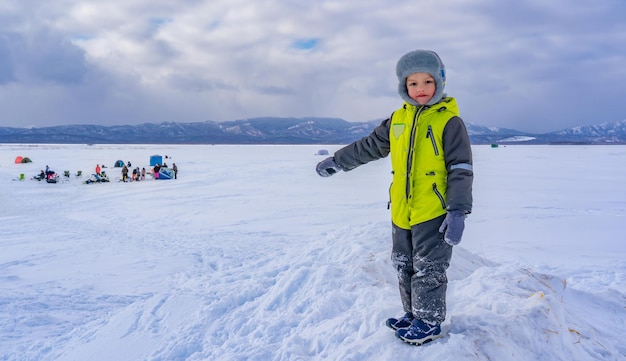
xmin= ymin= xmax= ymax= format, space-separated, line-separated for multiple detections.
xmin=291 ymin=38 xmax=318 ymax=50
xmin=149 ymin=17 xmax=172 ymax=32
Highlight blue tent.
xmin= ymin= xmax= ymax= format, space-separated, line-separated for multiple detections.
xmin=157 ymin=167 xmax=174 ymax=180
xmin=150 ymin=155 xmax=163 ymax=166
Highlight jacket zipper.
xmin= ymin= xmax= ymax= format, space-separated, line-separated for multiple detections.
xmin=387 ymin=181 xmax=393 ymax=209
xmin=426 ymin=125 xmax=439 ymax=155
xmin=432 ymin=183 xmax=446 ymax=209
xmin=405 ymin=107 xmax=424 ymax=199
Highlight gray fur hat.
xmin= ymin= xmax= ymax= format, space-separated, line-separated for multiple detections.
xmin=396 ymin=49 xmax=446 ymax=106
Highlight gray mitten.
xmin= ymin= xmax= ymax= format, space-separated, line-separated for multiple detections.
xmin=316 ymin=157 xmax=343 ymax=177
xmin=438 ymin=210 xmax=466 ymax=246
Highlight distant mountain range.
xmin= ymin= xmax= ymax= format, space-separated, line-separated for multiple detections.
xmin=1 ymin=117 xmax=625 ymax=145
xmin=467 ymin=120 xmax=626 ymax=145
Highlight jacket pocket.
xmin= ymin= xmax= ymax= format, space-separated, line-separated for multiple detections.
xmin=426 ymin=125 xmax=439 ymax=156
xmin=432 ymin=183 xmax=446 ymax=209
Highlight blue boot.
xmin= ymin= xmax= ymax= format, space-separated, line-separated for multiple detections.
xmin=395 ymin=318 xmax=441 ymax=345
xmin=385 ymin=312 xmax=414 ymax=331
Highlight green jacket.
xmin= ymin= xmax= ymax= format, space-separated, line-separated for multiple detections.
xmin=334 ymin=97 xmax=473 ymax=229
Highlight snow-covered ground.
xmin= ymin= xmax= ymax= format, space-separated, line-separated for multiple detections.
xmin=1 ymin=143 xmax=624 ymax=361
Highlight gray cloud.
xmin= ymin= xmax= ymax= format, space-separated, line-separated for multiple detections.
xmin=12 ymin=30 xmax=89 ymax=85
xmin=0 ymin=35 xmax=16 ymax=84
xmin=0 ymin=0 xmax=624 ymax=132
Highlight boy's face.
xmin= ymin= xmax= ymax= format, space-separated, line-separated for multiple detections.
xmin=406 ymin=72 xmax=436 ymax=105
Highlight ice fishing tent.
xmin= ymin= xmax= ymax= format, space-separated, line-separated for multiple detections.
xmin=114 ymin=160 xmax=125 ymax=167
xmin=14 ymin=156 xmax=32 ymax=163
xmin=157 ymin=167 xmax=174 ymax=180
xmin=150 ymin=155 xmax=163 ymax=166
xmin=316 ymin=149 xmax=329 ymax=155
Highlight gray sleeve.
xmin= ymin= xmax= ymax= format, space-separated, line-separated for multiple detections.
xmin=333 ymin=118 xmax=391 ymax=171
xmin=443 ymin=116 xmax=473 ymax=213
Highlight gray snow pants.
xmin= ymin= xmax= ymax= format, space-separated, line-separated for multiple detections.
xmin=391 ymin=214 xmax=452 ymax=324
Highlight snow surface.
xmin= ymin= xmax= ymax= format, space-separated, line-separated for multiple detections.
xmin=498 ymin=136 xmax=536 ymax=143
xmin=1 ymin=143 xmax=625 ymax=361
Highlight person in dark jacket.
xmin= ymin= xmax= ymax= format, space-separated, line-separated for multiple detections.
xmin=153 ymin=164 xmax=161 ymax=179
xmin=316 ymin=49 xmax=473 ymax=345
xmin=121 ymin=165 xmax=129 ymax=182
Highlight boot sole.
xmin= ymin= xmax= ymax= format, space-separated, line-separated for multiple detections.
xmin=397 ymin=333 xmax=443 ymax=346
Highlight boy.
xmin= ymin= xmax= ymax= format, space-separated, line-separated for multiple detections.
xmin=315 ymin=49 xmax=473 ymax=345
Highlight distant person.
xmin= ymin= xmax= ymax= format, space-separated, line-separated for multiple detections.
xmin=172 ymin=163 xmax=178 ymax=179
xmin=153 ymin=164 xmax=161 ymax=179
xmin=45 ymin=165 xmax=54 ymax=179
xmin=315 ymin=50 xmax=473 ymax=345
xmin=95 ymin=164 xmax=101 ymax=175
xmin=141 ymin=167 xmax=146 ymax=180
xmin=121 ymin=164 xmax=129 ymax=182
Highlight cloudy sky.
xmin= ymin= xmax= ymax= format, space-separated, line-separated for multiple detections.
xmin=1 ymin=0 xmax=625 ymax=133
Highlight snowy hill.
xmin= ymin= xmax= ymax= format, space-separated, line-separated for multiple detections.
xmin=0 ymin=118 xmax=379 ymax=145
xmin=548 ymin=119 xmax=626 ymax=144
xmin=1 ymin=144 xmax=624 ymax=360
xmin=1 ymin=118 xmax=626 ymax=144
